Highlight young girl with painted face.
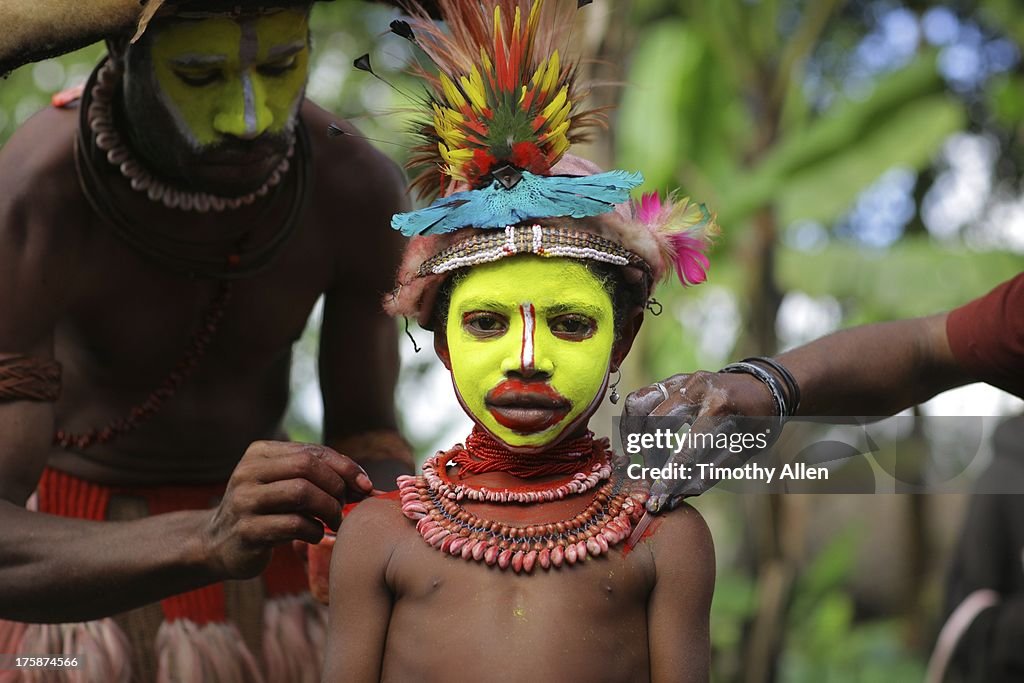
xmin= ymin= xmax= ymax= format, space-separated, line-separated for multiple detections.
xmin=320 ymin=2 xmax=719 ymax=681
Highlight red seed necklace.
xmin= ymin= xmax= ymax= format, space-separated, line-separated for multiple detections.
xmin=449 ymin=426 xmax=606 ymax=478
xmin=424 ymin=426 xmax=614 ymax=503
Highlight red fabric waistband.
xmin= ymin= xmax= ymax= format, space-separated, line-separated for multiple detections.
xmin=37 ymin=467 xmax=308 ymax=624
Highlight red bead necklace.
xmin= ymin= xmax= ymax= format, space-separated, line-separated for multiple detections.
xmin=449 ymin=426 xmax=603 ymax=478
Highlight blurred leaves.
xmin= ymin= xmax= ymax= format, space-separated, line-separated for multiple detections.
xmin=774 ymin=92 xmax=963 ymax=226
xmin=781 ymin=529 xmax=927 ymax=682
xmin=789 ymin=527 xmax=860 ymax=620
xmin=978 ymin=0 xmax=1024 ymax=47
xmin=617 ymin=21 xmax=745 ymax=196
xmin=711 ymin=570 xmax=759 ymax=680
xmin=621 ymin=40 xmax=967 ymax=230
xmin=777 ymin=237 xmax=1024 ymax=321
xmin=987 ymin=73 xmax=1024 ymax=131
xmin=0 ymin=43 xmax=104 ymax=145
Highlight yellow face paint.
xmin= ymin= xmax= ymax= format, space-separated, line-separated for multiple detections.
xmin=445 ymin=257 xmax=615 ymax=448
xmin=149 ymin=10 xmax=309 ymax=148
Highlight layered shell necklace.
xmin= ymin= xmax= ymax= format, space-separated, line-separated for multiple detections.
xmin=398 ymin=428 xmax=648 ymax=573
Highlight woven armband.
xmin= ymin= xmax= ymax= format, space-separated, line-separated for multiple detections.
xmin=0 ymin=354 xmax=62 ymax=402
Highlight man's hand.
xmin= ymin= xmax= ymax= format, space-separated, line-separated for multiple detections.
xmin=201 ymin=441 xmax=373 ymax=580
xmin=623 ymin=371 xmax=775 ymax=509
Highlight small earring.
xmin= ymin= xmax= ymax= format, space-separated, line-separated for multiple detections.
xmin=609 ymin=369 xmax=622 ymax=405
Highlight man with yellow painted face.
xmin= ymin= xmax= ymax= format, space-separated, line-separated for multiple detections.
xmin=123 ymin=6 xmax=313 ymax=199
xmin=0 ymin=1 xmax=421 ymax=680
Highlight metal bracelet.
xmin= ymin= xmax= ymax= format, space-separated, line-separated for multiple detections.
xmin=741 ymin=356 xmax=801 ymax=416
xmin=720 ymin=361 xmax=790 ymax=420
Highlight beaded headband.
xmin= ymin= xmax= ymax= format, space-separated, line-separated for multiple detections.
xmin=416 ymin=224 xmax=651 ymax=280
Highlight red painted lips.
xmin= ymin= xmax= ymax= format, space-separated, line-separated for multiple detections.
xmin=485 ymin=379 xmax=571 ymax=433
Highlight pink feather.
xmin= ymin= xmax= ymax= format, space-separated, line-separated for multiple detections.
xmin=668 ymin=232 xmax=711 ymax=285
xmin=632 ymin=192 xmax=718 ymax=286
xmin=635 ymin=192 xmax=662 ymax=224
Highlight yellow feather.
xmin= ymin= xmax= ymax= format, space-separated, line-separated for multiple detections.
xmin=442 ymin=164 xmax=469 ymax=185
xmin=480 ymin=47 xmax=493 ymax=77
xmin=513 ymin=6 xmax=521 ymax=43
xmin=440 ymin=73 xmax=467 ymax=110
xmin=433 ymin=104 xmax=469 ymax=149
xmin=461 ymin=66 xmax=488 ymax=114
xmin=540 ymin=86 xmax=568 ymax=121
xmin=530 ymin=58 xmax=547 ymax=91
xmin=541 ymin=51 xmax=560 ymax=93
xmin=548 ymin=133 xmax=570 ymax=159
xmin=432 ymin=107 xmax=448 ymax=134
xmin=527 ymin=0 xmax=541 ymax=37
xmin=440 ymin=127 xmax=468 ymax=148
xmin=439 ymin=143 xmax=474 ymax=180
xmin=433 ymin=103 xmax=465 ymax=128
xmin=447 ymin=108 xmax=467 ymax=128
xmin=443 ymin=145 xmax=474 ymax=164
xmin=539 ymin=119 xmax=569 ymax=144
xmin=545 ymin=99 xmax=571 ymax=131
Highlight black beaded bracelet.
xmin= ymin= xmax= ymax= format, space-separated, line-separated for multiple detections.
xmin=741 ymin=356 xmax=801 ymax=416
xmin=720 ymin=361 xmax=790 ymax=420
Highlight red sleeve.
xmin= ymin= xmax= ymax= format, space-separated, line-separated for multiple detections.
xmin=946 ymin=273 xmax=1024 ymax=398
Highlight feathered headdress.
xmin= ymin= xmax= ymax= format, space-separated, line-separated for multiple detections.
xmin=404 ymin=0 xmax=593 ymax=197
xmin=380 ymin=0 xmax=719 ymax=327
xmin=388 ymin=0 xmax=642 ymax=236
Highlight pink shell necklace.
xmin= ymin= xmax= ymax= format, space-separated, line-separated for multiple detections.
xmin=398 ymin=435 xmax=647 ymax=573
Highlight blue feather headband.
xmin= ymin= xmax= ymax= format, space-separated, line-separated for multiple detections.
xmin=391 ymin=169 xmax=644 ymax=237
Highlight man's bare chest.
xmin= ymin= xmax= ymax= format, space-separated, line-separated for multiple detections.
xmin=57 ymin=225 xmax=333 ymax=388
xmin=44 ymin=253 xmax=331 ymax=479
